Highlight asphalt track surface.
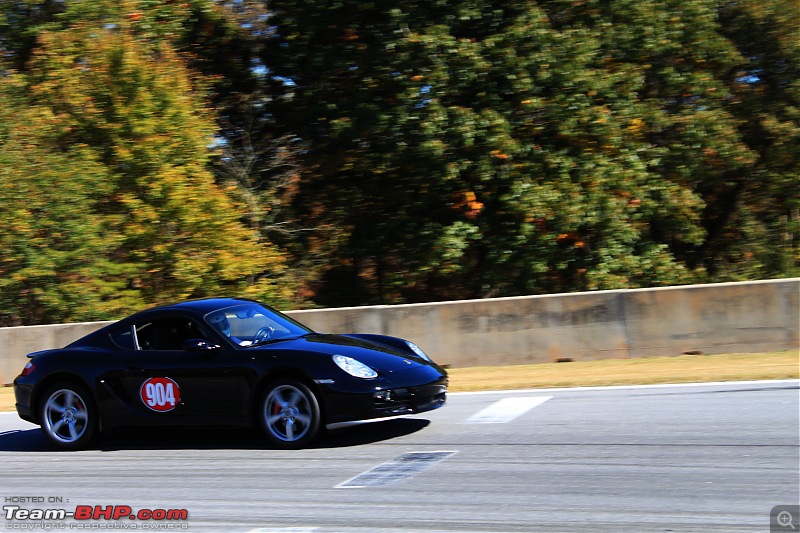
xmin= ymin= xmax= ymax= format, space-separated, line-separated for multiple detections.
xmin=1 ymin=380 xmax=798 ymax=532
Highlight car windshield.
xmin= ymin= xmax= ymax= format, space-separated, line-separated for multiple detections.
xmin=204 ymin=303 xmax=313 ymax=347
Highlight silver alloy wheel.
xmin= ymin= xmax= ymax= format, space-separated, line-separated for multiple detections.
xmin=263 ymin=384 xmax=313 ymax=443
xmin=43 ymin=388 xmax=90 ymax=444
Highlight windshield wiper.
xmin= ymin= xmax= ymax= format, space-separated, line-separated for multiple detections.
xmin=247 ymin=333 xmax=312 ymax=347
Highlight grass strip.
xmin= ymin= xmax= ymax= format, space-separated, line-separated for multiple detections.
xmin=447 ymin=352 xmax=798 ymax=392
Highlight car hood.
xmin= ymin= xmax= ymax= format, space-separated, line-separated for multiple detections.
xmin=255 ymin=333 xmax=428 ymax=373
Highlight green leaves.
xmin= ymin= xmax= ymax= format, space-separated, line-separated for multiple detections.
xmin=0 ymin=0 xmax=796 ymax=322
xmin=267 ymin=0 xmax=722 ymax=300
xmin=0 ymin=2 xmax=289 ymax=324
xmin=0 ymin=73 xmax=136 ymax=324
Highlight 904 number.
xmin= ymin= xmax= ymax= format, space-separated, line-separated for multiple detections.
xmin=139 ymin=377 xmax=181 ymax=412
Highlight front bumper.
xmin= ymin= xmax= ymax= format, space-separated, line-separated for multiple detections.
xmin=371 ymin=382 xmax=447 ymax=416
xmin=321 ymin=368 xmax=448 ymax=425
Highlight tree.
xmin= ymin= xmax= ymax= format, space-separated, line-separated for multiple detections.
xmin=264 ymin=0 xmax=715 ymax=303
xmin=0 ymin=11 xmax=291 ymax=324
xmin=1 ymin=0 xmax=795 ymax=320
xmin=0 ymin=72 xmax=140 ymax=325
xmin=712 ymin=0 xmax=800 ymax=278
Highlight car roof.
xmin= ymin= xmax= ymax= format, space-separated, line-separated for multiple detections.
xmin=138 ymin=297 xmax=259 ymax=316
xmin=64 ymin=298 xmax=267 ymax=350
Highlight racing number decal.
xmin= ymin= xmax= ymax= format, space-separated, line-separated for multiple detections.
xmin=140 ymin=377 xmax=181 ymax=412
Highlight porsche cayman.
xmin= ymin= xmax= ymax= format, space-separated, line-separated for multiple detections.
xmin=13 ymin=298 xmax=448 ymax=450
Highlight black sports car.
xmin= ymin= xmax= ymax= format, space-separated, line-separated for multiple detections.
xmin=13 ymin=298 xmax=448 ymax=450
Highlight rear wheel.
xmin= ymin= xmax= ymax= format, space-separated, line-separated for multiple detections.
xmin=258 ymin=380 xmax=321 ymax=449
xmin=39 ymin=382 xmax=96 ymax=451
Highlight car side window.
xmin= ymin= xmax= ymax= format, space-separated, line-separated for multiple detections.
xmin=139 ymin=318 xmax=206 ymax=351
xmin=110 ymin=326 xmax=137 ymax=350
xmin=111 ymin=317 xmax=209 ymax=351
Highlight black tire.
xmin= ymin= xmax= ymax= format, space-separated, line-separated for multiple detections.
xmin=39 ymin=381 xmax=96 ymax=451
xmin=258 ymin=379 xmax=321 ymax=449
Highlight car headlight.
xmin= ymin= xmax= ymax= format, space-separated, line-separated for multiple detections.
xmin=333 ymin=355 xmax=378 ymax=379
xmin=406 ymin=341 xmax=431 ymax=362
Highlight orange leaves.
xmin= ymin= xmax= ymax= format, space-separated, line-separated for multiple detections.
xmin=452 ymin=191 xmax=484 ymax=219
xmin=627 ymin=117 xmax=645 ymax=136
xmin=556 ymin=232 xmax=586 ymax=248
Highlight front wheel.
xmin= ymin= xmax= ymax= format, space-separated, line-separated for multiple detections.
xmin=258 ymin=380 xmax=321 ymax=449
xmin=39 ymin=382 xmax=96 ymax=451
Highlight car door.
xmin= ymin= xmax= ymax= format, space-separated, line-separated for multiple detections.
xmin=112 ymin=313 xmax=248 ymax=423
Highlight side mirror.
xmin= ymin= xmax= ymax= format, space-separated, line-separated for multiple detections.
xmin=182 ymin=338 xmax=220 ymax=352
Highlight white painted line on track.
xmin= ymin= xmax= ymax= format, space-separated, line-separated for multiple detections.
xmin=449 ymin=379 xmax=800 ymax=396
xmin=246 ymin=529 xmax=320 ymax=533
xmin=336 ymin=450 xmax=458 ymax=489
xmin=461 ymin=396 xmax=552 ymax=424
xmin=247 ymin=527 xmax=319 ymax=533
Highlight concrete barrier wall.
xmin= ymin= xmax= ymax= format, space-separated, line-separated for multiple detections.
xmin=1 ymin=279 xmax=797 ymax=383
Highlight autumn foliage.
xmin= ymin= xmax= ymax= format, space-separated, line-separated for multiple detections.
xmin=0 ymin=0 xmax=797 ymax=324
